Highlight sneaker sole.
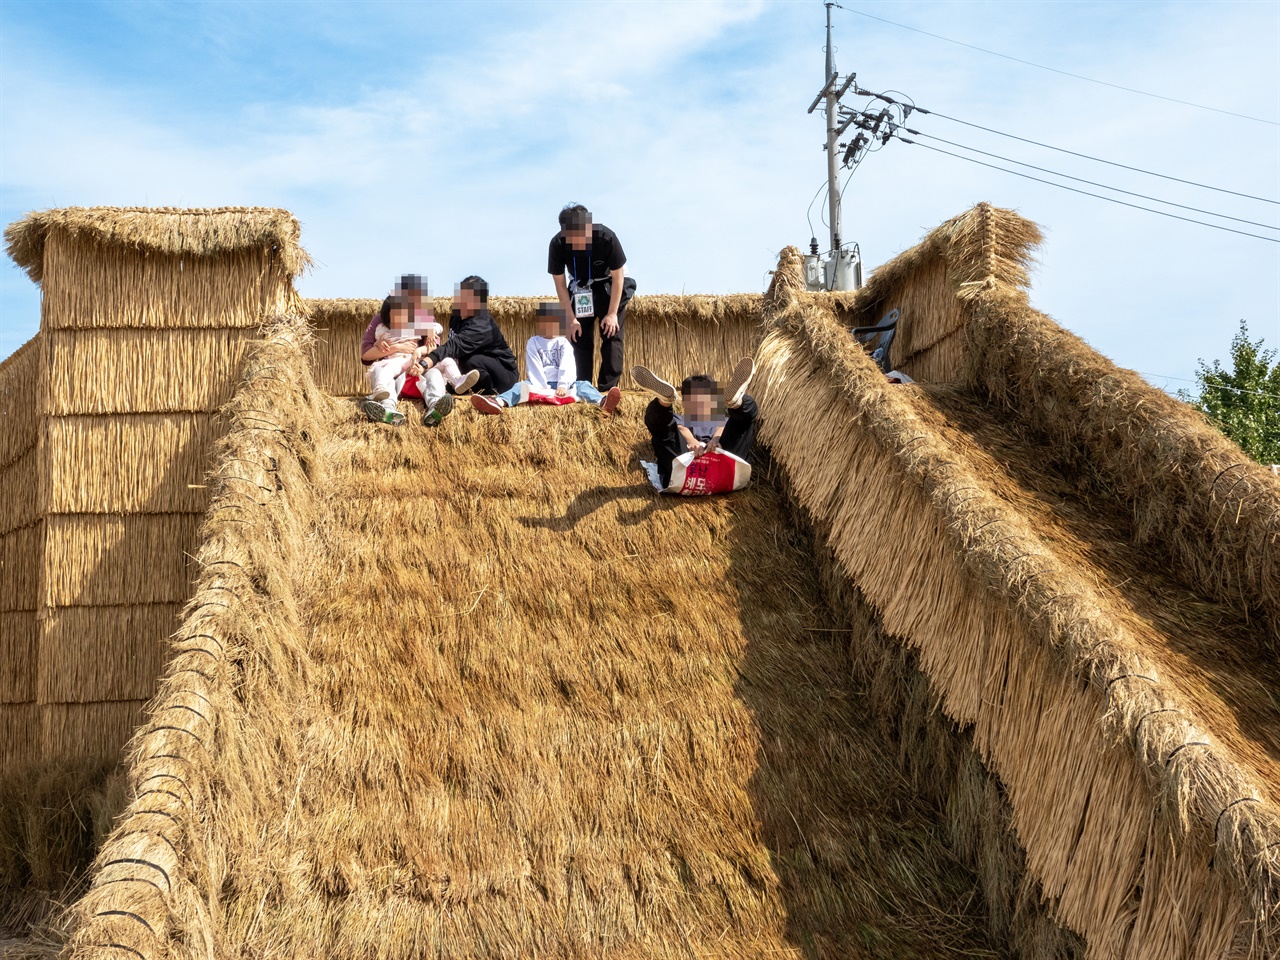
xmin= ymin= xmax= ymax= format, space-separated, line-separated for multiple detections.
xmin=360 ymin=399 xmax=389 ymax=422
xmin=630 ymin=365 xmax=676 ymax=401
xmin=369 ymin=389 xmax=391 ymax=402
xmin=456 ymin=370 xmax=481 ymax=394
xmin=470 ymin=395 xmax=503 ymax=416
xmin=725 ymin=357 xmax=755 ymax=406
xmin=425 ymin=394 xmax=455 ymax=426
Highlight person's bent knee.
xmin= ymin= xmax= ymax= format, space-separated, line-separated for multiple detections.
xmin=644 ymin=397 xmax=675 ymax=431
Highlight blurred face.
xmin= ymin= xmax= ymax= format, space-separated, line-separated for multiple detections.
xmin=406 ymin=307 xmax=435 ymax=336
xmin=536 ymin=315 xmax=561 ymax=339
xmin=565 ymin=221 xmax=592 ymax=251
xmin=389 ymin=306 xmax=412 ymax=335
xmin=683 ymin=388 xmax=715 ymax=419
xmin=455 ymin=285 xmax=481 ymax=316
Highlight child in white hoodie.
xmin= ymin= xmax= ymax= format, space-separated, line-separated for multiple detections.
xmin=471 ymin=303 xmax=621 ymax=416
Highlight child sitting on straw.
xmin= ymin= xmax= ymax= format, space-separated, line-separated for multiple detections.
xmin=360 ymin=293 xmax=478 ymax=426
xmin=631 ymin=358 xmax=756 ymax=489
xmin=470 ymin=303 xmax=622 ymax=417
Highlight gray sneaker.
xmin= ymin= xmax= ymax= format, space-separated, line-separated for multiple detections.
xmin=424 ymin=393 xmax=454 ymax=426
xmin=724 ymin=357 xmax=755 ymax=408
xmin=630 ymin=365 xmax=676 ymax=403
xmin=361 ymin=398 xmax=405 ymax=425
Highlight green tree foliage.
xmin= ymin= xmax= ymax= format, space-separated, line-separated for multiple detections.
xmin=1180 ymin=320 xmax=1280 ymax=464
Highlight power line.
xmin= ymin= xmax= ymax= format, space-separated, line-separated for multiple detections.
xmin=912 ymin=104 xmax=1280 ymax=205
xmin=898 ymin=138 xmax=1280 ymax=242
xmin=1143 ymin=372 xmax=1280 ymax=402
xmin=903 ymin=128 xmax=1279 ymax=230
xmin=832 ymin=3 xmax=1280 ymax=127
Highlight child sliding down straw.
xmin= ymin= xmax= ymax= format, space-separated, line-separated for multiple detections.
xmin=632 ymin=357 xmax=757 ymax=491
xmin=470 ymin=302 xmax=622 ymax=417
xmin=361 ymin=292 xmax=479 ymax=426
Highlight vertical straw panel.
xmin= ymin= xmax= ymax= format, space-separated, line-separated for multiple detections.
xmin=38 ymin=514 xmax=198 ymax=604
xmin=41 ymin=514 xmax=200 ymax=608
xmin=44 ymin=415 xmax=217 ymax=515
xmin=0 ymin=446 xmax=40 ymax=536
xmin=0 ymin=703 xmax=38 ymax=766
xmin=0 ymin=522 xmax=43 ymax=612
xmin=40 ymin=700 xmax=148 ymax=766
xmin=41 ymin=232 xmax=283 ymax=330
xmin=44 ymin=328 xmax=252 ymax=415
xmin=903 ymin=330 xmax=967 ymax=384
xmin=306 ymin=298 xmax=378 ymax=396
xmin=37 ymin=604 xmax=180 ymax=704
xmin=0 ymin=335 xmax=41 ymax=467
xmin=882 ymin=257 xmax=963 ymax=364
xmin=0 ymin=610 xmax=37 ymax=703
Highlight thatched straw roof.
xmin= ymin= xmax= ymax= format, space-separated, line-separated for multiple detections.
xmin=4 ymin=206 xmax=311 ymax=284
xmin=51 ymin=312 xmax=1015 ymax=958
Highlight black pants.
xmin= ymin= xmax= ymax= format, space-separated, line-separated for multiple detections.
xmin=644 ymin=395 xmax=758 ymax=488
xmin=466 ymin=355 xmax=518 ymax=395
xmin=572 ymin=297 xmax=627 ymax=390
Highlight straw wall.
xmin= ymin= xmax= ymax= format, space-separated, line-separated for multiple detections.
xmin=306 ymin=293 xmax=764 ymax=396
xmin=0 ymin=338 xmax=45 ymax=816
xmin=0 ymin=206 xmax=305 ymax=772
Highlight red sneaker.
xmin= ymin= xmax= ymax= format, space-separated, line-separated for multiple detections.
xmin=600 ymin=386 xmax=622 ymax=417
xmin=470 ymin=395 xmax=503 ymax=416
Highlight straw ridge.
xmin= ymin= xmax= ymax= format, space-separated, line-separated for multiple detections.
xmin=755 ymin=209 xmax=1280 ymax=955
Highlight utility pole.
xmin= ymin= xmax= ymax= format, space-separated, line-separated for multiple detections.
xmin=806 ymin=2 xmax=862 ymax=291
xmin=824 ymin=1 xmax=841 ymax=259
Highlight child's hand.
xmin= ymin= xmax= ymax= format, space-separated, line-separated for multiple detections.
xmin=704 ymin=438 xmax=721 ymax=456
xmin=556 ymin=385 xmax=569 ymax=398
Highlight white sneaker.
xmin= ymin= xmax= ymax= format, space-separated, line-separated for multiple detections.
xmin=453 ymin=369 xmax=481 ymax=394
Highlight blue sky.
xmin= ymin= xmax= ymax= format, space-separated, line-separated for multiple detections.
xmin=1 ymin=0 xmax=1277 ymax=391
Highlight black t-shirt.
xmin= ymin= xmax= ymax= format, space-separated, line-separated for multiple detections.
xmin=547 ymin=224 xmax=627 ymax=288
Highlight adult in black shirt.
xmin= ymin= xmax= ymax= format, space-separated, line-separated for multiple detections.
xmin=423 ymin=275 xmax=518 ymax=395
xmin=547 ymin=203 xmax=635 ymax=390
